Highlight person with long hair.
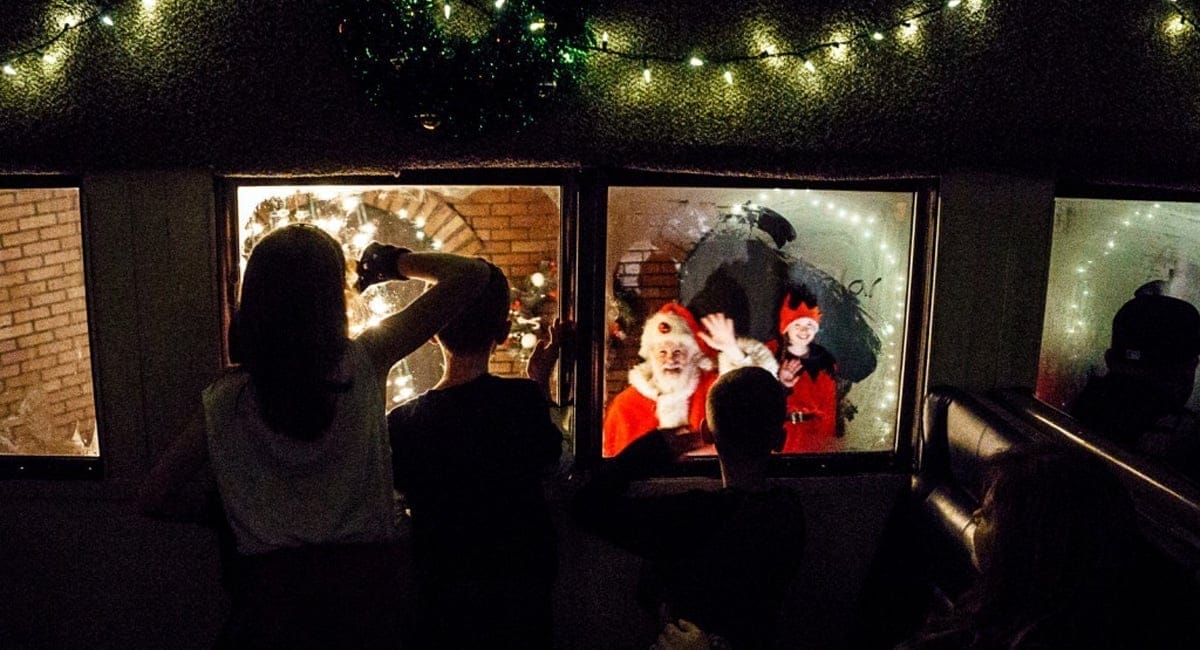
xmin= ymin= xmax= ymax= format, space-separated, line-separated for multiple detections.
xmin=138 ymin=225 xmax=489 ymax=648
xmin=906 ymin=441 xmax=1187 ymax=650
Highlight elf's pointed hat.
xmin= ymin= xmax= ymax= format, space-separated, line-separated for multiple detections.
xmin=779 ymin=293 xmax=822 ymax=334
xmin=639 ymin=302 xmax=716 ymax=370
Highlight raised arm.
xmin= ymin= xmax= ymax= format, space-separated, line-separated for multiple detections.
xmin=136 ymin=410 xmax=209 ymax=520
xmin=356 ymin=248 xmax=491 ymax=380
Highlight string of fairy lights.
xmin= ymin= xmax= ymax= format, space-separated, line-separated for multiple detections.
xmin=4 ymin=1 xmax=1197 ymax=92
xmin=587 ymin=0 xmax=969 ymax=85
xmin=1168 ymin=0 xmax=1200 ymax=33
xmin=1 ymin=1 xmax=158 ymax=80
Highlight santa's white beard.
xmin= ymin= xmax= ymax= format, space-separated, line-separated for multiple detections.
xmin=653 ymin=365 xmax=698 ymax=395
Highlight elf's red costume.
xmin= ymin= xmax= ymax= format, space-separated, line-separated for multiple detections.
xmin=770 ymin=300 xmax=838 ymax=453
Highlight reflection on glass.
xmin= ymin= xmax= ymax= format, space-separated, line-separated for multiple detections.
xmin=1039 ymin=198 xmax=1200 ymax=484
xmin=604 ymin=187 xmax=915 ymax=456
xmin=1038 ymin=198 xmax=1200 ymax=413
xmin=235 ymin=185 xmax=561 ymax=411
xmin=0 ymin=188 xmax=99 ymax=457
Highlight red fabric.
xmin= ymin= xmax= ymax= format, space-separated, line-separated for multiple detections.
xmin=780 ymin=368 xmax=838 ymax=453
xmin=602 ymin=371 xmax=717 ymax=457
xmin=765 ymin=340 xmax=838 ymax=453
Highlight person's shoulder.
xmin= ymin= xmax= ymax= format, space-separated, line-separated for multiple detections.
xmin=203 ymin=367 xmax=249 ymax=401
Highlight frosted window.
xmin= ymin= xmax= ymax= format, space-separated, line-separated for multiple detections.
xmin=1037 ymin=198 xmax=1200 ymax=412
xmin=604 ymin=187 xmax=916 ymax=456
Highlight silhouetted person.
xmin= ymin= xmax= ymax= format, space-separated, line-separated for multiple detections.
xmin=575 ymin=366 xmax=805 ymax=650
xmin=388 ymin=263 xmax=562 ymax=650
xmin=138 ymin=227 xmax=489 ymax=649
xmin=1072 ymin=292 xmax=1200 ymax=481
xmin=904 ymin=442 xmax=1193 ymax=649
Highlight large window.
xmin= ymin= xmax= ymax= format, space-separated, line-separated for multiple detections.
xmin=603 ymin=185 xmax=918 ymax=457
xmin=233 ymin=183 xmax=564 ymax=423
xmin=1037 ymin=197 xmax=1200 ymax=413
xmin=0 ymin=187 xmax=99 ymax=459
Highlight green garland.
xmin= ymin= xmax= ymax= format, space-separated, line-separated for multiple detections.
xmin=338 ymin=0 xmax=590 ymax=135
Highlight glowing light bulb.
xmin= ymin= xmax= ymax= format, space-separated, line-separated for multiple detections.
xmin=494 ymin=0 xmax=505 ymax=8
xmin=414 ymin=216 xmax=426 ymax=228
xmin=521 ymin=332 xmax=538 ymax=349
xmin=902 ymin=20 xmax=918 ymax=36
xmin=341 ymin=196 xmax=361 ymax=212
xmin=398 ymin=209 xmax=409 ymax=220
xmin=530 ymin=20 xmax=545 ymax=31
xmin=947 ymin=0 xmax=961 ymax=6
xmin=101 ymin=15 xmax=114 ymax=26
xmin=642 ymin=66 xmax=651 ymax=82
xmin=2 ymin=64 xmax=15 ymax=76
xmin=143 ymin=0 xmax=157 ymax=8
xmin=42 ymin=52 xmax=57 ymax=64
xmin=689 ymin=56 xmax=704 ymax=67
xmin=872 ymin=32 xmax=884 ymax=41
xmin=601 ymin=32 xmax=609 ymax=50
xmin=723 ymin=70 xmax=733 ymax=84
xmin=530 ymin=272 xmax=546 ymax=288
xmin=803 ymin=59 xmax=815 ymax=72
xmin=444 ymin=3 xmax=451 ymax=19
xmin=432 ymin=239 xmax=443 ymax=250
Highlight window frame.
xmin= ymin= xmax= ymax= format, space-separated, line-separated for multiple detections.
xmin=0 ymin=175 xmax=103 ymax=480
xmin=575 ymin=170 xmax=937 ymax=477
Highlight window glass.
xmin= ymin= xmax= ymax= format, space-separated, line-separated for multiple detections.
xmin=235 ymin=184 xmax=562 ymax=413
xmin=1037 ymin=198 xmax=1200 ymax=413
xmin=0 ymin=188 xmax=99 ymax=457
xmin=604 ymin=186 xmax=916 ymax=457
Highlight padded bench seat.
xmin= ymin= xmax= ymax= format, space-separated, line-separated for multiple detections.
xmin=913 ymin=386 xmax=1046 ymax=594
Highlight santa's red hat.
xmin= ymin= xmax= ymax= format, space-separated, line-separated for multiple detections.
xmin=639 ymin=302 xmax=716 ymax=369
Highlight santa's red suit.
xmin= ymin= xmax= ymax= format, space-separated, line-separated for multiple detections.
xmin=603 ymin=363 xmax=718 ymax=457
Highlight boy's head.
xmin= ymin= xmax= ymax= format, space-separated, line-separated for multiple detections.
xmin=1106 ymin=293 xmax=1200 ymax=408
xmin=705 ymin=367 xmax=787 ymax=462
xmin=435 ymin=262 xmax=511 ymax=354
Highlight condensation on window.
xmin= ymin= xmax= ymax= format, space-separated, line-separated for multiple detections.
xmin=604 ymin=187 xmax=916 ymax=455
xmin=1037 ymin=198 xmax=1200 ymax=412
xmin=0 ymin=188 xmax=99 ymax=457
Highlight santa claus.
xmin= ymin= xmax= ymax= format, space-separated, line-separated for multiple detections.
xmin=603 ymin=302 xmax=776 ymax=457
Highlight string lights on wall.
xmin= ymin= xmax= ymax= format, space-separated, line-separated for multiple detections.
xmin=585 ymin=0 xmax=973 ymax=85
xmin=2 ymin=0 xmax=1198 ymax=132
xmin=1167 ymin=0 xmax=1200 ymax=34
xmin=1 ymin=1 xmax=159 ymax=81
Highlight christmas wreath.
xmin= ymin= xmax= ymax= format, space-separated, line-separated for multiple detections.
xmin=337 ymin=0 xmax=590 ymax=134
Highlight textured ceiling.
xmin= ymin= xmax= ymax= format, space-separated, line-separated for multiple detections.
xmin=1 ymin=0 xmax=1198 ymax=184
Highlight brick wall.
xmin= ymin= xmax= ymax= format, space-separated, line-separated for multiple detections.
xmin=0 ymin=188 xmax=97 ymax=456
xmin=606 ymin=245 xmax=681 ymax=398
xmin=448 ymin=188 xmax=560 ymax=379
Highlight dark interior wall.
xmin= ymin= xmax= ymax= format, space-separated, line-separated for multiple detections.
xmin=0 ymin=1 xmax=1198 ymax=182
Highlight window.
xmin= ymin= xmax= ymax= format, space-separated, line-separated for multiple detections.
xmin=1037 ymin=196 xmax=1200 ymax=413
xmin=232 ymin=182 xmax=564 ymax=426
xmin=0 ymin=187 xmax=99 ymax=460
xmin=603 ymin=184 xmax=919 ymax=458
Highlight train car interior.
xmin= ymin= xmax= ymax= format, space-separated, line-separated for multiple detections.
xmin=3 ymin=1 xmax=1200 ymax=648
